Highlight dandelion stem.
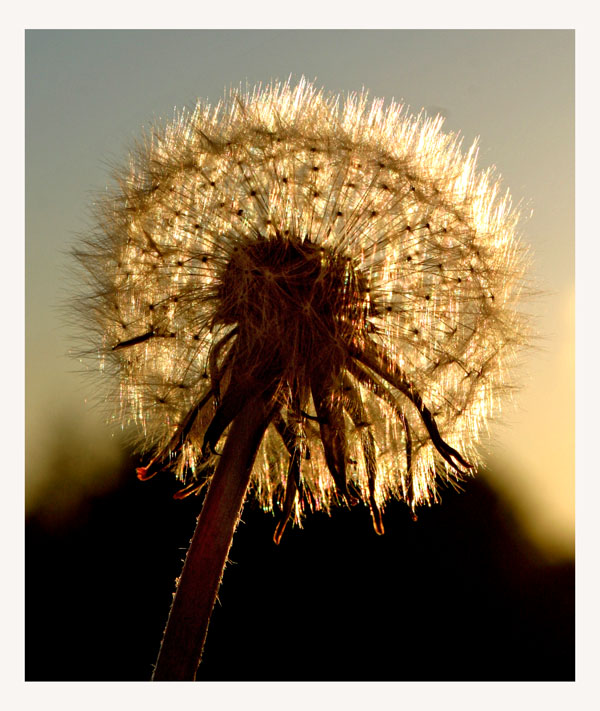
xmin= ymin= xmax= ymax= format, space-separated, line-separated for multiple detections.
xmin=152 ymin=395 xmax=274 ymax=681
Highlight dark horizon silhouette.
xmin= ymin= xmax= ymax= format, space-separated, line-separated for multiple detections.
xmin=26 ymin=452 xmax=574 ymax=682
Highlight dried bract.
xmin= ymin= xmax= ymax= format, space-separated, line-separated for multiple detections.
xmin=74 ymin=78 xmax=530 ymax=539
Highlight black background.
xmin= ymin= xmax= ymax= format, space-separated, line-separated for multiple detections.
xmin=26 ymin=455 xmax=574 ymax=682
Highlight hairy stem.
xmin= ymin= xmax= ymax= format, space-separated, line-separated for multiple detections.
xmin=152 ymin=396 xmax=273 ymax=681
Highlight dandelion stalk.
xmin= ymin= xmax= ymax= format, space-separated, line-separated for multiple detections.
xmin=73 ymin=78 xmax=530 ymax=680
xmin=152 ymin=395 xmax=273 ymax=680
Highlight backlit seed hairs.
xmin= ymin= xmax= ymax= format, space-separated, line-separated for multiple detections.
xmin=74 ymin=78 xmax=530 ymax=540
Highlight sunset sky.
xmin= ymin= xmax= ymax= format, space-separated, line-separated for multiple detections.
xmin=26 ymin=30 xmax=574 ymax=558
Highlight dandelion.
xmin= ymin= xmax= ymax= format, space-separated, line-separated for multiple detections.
xmin=74 ymin=78 xmax=529 ymax=679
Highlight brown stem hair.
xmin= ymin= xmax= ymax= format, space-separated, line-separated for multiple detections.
xmin=152 ymin=395 xmax=274 ymax=680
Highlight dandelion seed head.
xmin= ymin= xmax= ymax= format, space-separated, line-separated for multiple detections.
xmin=75 ymin=78 xmax=530 ymax=535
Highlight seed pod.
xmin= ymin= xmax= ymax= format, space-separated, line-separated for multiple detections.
xmin=74 ymin=78 xmax=530 ymax=538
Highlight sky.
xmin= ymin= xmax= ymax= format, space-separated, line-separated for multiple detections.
xmin=25 ymin=29 xmax=574 ymax=558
